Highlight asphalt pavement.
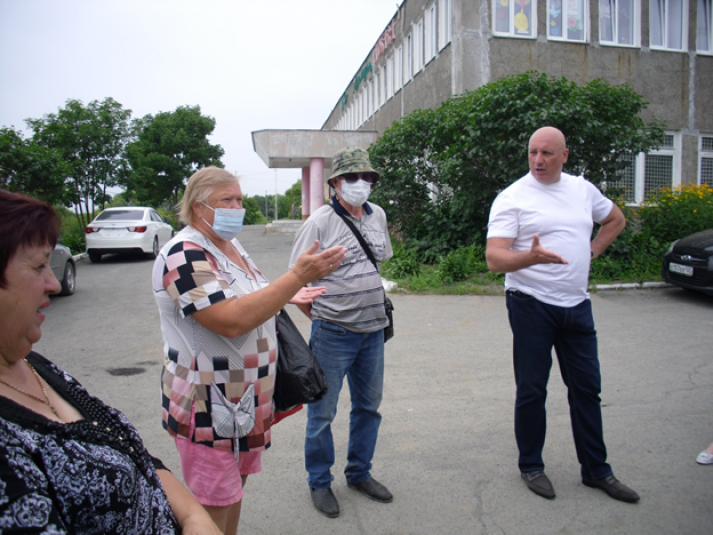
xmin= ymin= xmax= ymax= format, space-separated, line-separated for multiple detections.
xmin=34 ymin=224 xmax=713 ymax=535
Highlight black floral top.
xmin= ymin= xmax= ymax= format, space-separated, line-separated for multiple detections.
xmin=0 ymin=352 xmax=179 ymax=534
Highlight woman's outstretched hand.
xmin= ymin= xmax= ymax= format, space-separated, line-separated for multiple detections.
xmin=291 ymin=240 xmax=346 ymax=284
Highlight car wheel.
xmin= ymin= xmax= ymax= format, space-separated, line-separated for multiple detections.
xmin=88 ymin=251 xmax=102 ymax=263
xmin=58 ymin=262 xmax=76 ymax=296
xmin=147 ymin=236 xmax=159 ymax=260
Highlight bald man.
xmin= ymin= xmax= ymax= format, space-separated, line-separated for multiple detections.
xmin=486 ymin=127 xmax=639 ymax=503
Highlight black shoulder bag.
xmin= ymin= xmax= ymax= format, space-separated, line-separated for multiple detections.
xmin=332 ymin=206 xmax=394 ymax=343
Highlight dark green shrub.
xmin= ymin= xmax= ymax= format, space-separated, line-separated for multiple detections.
xmin=369 ymin=72 xmax=664 ymax=260
xmin=56 ymin=208 xmax=87 ymax=254
xmin=381 ymin=240 xmax=421 ymax=279
xmin=438 ymin=242 xmax=485 ymax=282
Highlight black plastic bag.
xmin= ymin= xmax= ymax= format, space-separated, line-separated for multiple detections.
xmin=274 ymin=308 xmax=328 ymax=412
xmin=383 ymin=296 xmax=394 ymax=342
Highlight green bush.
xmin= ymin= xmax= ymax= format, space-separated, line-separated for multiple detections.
xmin=638 ymin=184 xmax=713 ymax=245
xmin=243 ymin=196 xmax=267 ymax=225
xmin=437 ymin=242 xmax=486 ymax=282
xmin=381 ymin=185 xmax=712 ymax=291
xmin=56 ymin=207 xmax=87 ymax=254
xmin=369 ymin=71 xmax=664 ymax=261
xmin=381 ymin=241 xmax=421 ymax=279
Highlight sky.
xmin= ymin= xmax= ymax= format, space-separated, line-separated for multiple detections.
xmin=0 ymin=0 xmax=401 ymax=197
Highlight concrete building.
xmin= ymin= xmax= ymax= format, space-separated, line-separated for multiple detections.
xmin=321 ymin=0 xmax=713 ymax=204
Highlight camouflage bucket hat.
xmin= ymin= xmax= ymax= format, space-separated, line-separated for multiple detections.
xmin=328 ymin=147 xmax=379 ymax=181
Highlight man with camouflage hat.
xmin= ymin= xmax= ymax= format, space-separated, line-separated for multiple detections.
xmin=288 ymin=147 xmax=393 ymax=518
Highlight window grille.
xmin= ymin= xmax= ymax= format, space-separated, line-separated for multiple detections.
xmin=615 ymin=154 xmax=637 ymax=203
xmin=701 ymin=136 xmax=713 ymax=186
xmin=644 ymin=154 xmax=674 ymax=197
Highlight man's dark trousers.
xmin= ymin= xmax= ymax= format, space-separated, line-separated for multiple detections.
xmin=506 ymin=289 xmax=613 ymax=480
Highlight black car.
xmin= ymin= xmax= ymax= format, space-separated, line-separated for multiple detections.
xmin=662 ymin=228 xmax=713 ymax=296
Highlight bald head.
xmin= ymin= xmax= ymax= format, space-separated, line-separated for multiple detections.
xmin=528 ymin=127 xmax=569 ymax=184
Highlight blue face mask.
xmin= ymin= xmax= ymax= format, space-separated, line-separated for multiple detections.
xmin=201 ymin=202 xmax=245 ymax=241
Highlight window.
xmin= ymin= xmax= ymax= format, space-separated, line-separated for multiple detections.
xmin=599 ymin=0 xmax=640 ymax=46
xmin=494 ymin=0 xmax=537 ymax=38
xmin=387 ymin=55 xmax=394 ymax=98
xmin=697 ymin=0 xmax=712 ymax=52
xmin=414 ymin=19 xmax=424 ymax=73
xmin=615 ymin=133 xmax=681 ymax=203
xmin=439 ymin=0 xmax=452 ymax=49
xmin=357 ymin=90 xmax=362 ymax=125
xmin=548 ymin=0 xmax=588 ymax=41
xmin=405 ymin=33 xmax=413 ymax=83
xmin=395 ymin=46 xmax=403 ymax=91
xmin=369 ymin=79 xmax=375 ymax=117
xmin=700 ymin=136 xmax=713 ymax=186
xmin=426 ymin=3 xmax=437 ymax=61
xmin=650 ymin=0 xmax=688 ymax=51
xmin=375 ymin=70 xmax=381 ymax=110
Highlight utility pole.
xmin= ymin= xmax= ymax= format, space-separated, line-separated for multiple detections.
xmin=265 ymin=191 xmax=268 ymax=220
xmin=274 ymin=169 xmax=279 ymax=221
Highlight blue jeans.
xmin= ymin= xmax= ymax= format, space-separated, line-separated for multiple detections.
xmin=506 ymin=290 xmax=612 ymax=481
xmin=305 ymin=320 xmax=384 ymax=488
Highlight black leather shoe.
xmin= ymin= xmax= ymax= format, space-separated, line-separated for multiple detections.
xmin=582 ymin=475 xmax=640 ymax=503
xmin=310 ymin=487 xmax=340 ymax=518
xmin=347 ymin=477 xmax=393 ymax=503
xmin=521 ymin=471 xmax=556 ymax=499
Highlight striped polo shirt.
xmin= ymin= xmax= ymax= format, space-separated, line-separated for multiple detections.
xmin=288 ymin=196 xmax=393 ymax=333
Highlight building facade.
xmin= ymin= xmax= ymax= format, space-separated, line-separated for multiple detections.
xmin=322 ymin=0 xmax=713 ymax=204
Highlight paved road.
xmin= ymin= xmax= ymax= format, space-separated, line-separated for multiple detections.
xmin=34 ymin=225 xmax=713 ymax=534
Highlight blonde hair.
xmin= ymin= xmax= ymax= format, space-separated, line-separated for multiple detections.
xmin=178 ymin=166 xmax=239 ymax=226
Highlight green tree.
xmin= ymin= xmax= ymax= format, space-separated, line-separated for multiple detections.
xmin=0 ymin=127 xmax=71 ymax=204
xmin=125 ymin=105 xmax=224 ymax=210
xmin=252 ymin=193 xmax=277 ymax=220
xmin=26 ymin=98 xmax=133 ymax=228
xmin=242 ymin=195 xmax=266 ymax=225
xmin=369 ymin=72 xmax=665 ymax=259
xmin=282 ymin=180 xmax=303 ymax=219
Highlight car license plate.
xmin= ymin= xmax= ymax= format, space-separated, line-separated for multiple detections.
xmin=669 ymin=262 xmax=694 ymax=277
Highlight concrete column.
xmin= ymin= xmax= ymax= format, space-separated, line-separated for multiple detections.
xmin=309 ymin=158 xmax=325 ymax=215
xmin=301 ymin=167 xmax=311 ymax=220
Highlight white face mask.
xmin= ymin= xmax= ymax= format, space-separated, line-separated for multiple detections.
xmin=339 ymin=179 xmax=371 ymax=207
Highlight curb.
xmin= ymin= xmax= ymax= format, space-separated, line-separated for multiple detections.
xmin=72 ymin=253 xmax=87 ymax=262
xmin=590 ymin=281 xmax=672 ymax=291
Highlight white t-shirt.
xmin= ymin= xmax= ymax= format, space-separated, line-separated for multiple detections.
xmin=487 ymin=172 xmax=614 ymax=307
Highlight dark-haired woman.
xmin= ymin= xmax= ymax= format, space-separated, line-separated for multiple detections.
xmin=0 ymin=189 xmax=221 ymax=534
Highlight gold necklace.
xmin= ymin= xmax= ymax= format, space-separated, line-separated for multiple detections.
xmin=0 ymin=359 xmax=60 ymax=419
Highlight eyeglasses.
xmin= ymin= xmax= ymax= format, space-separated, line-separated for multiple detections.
xmin=341 ymin=172 xmax=378 ymax=184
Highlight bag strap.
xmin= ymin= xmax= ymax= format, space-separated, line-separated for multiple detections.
xmin=331 ymin=203 xmax=379 ymax=271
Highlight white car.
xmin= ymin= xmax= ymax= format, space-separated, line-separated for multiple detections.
xmin=85 ymin=207 xmax=174 ymax=263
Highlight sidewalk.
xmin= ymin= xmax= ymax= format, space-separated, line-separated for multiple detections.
xmin=230 ymin=225 xmax=712 ymax=535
